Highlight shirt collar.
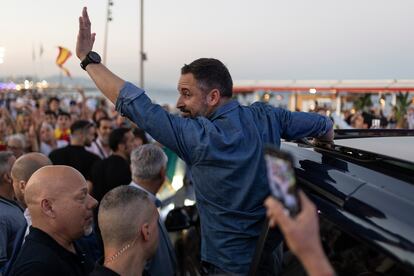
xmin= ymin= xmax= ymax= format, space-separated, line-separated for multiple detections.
xmin=129 ymin=181 xmax=161 ymax=208
xmin=24 ymin=208 xmax=32 ymax=226
xmin=207 ymin=100 xmax=240 ymax=121
xmin=28 ymin=227 xmax=86 ymax=261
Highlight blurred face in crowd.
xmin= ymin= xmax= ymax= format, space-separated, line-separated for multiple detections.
xmin=176 ymin=73 xmax=211 ymax=118
xmin=351 ymin=114 xmax=367 ymax=129
xmin=93 ymin=109 xmax=107 ymax=123
xmin=120 ymin=131 xmax=135 ymax=156
xmin=57 ymin=115 xmax=71 ymax=130
xmin=98 ymin=119 xmax=113 ymax=144
xmin=20 ymin=114 xmax=32 ymax=132
xmin=49 ymin=99 xmax=60 ymax=113
xmin=45 ymin=113 xmax=57 ymax=127
xmin=70 ymin=112 xmax=80 ymax=122
xmin=40 ymin=123 xmax=55 ymax=144
xmin=7 ymin=138 xmax=24 ymax=158
xmin=84 ymin=126 xmax=96 ymax=147
xmin=133 ymin=136 xmax=144 ymax=148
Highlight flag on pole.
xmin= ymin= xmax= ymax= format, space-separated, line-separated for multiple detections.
xmin=56 ymin=46 xmax=72 ymax=77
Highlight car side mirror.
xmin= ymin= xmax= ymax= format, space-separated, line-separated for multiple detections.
xmin=165 ymin=205 xmax=198 ymax=232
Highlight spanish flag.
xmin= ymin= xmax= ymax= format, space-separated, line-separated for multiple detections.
xmin=56 ymin=46 xmax=72 ymax=77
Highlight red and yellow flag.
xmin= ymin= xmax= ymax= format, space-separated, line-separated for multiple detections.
xmin=56 ymin=46 xmax=72 ymax=77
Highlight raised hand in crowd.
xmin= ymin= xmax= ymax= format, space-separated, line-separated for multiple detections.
xmin=264 ymin=191 xmax=335 ymax=276
xmin=76 ymin=87 xmax=92 ymax=120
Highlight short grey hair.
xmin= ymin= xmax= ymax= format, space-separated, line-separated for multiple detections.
xmin=131 ymin=144 xmax=167 ymax=180
xmin=0 ymin=151 xmax=14 ymax=182
xmin=98 ymin=185 xmax=153 ymax=246
xmin=6 ymin=134 xmax=26 ymax=149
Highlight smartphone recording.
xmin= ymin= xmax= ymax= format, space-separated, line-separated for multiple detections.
xmin=264 ymin=145 xmax=301 ymax=217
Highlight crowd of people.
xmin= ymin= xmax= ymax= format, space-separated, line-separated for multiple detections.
xmin=1 ymin=5 xmax=414 ymax=276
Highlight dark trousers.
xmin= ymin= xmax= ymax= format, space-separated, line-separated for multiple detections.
xmin=201 ymin=242 xmax=283 ymax=276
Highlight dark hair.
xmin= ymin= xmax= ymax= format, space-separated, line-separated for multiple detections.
xmin=48 ymin=97 xmax=60 ymax=105
xmin=57 ymin=111 xmax=71 ymax=119
xmin=70 ymin=120 xmax=94 ymax=134
xmin=132 ymin=128 xmax=149 ymax=145
xmin=109 ymin=127 xmax=131 ymax=151
xmin=96 ymin=116 xmax=112 ymax=129
xmin=181 ymin=58 xmax=233 ymax=98
xmin=92 ymin=108 xmax=109 ymax=123
xmin=45 ymin=110 xmax=58 ymax=119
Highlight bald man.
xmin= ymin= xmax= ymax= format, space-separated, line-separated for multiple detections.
xmin=90 ymin=185 xmax=159 ymax=276
xmin=8 ymin=166 xmax=98 ymax=276
xmin=1 ymin=153 xmax=52 ymax=274
xmin=11 ymin=152 xmax=52 ymax=223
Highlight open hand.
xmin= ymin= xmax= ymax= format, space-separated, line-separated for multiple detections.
xmin=76 ymin=7 xmax=96 ymax=61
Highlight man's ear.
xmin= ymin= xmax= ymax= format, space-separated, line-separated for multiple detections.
xmin=141 ymin=222 xmax=151 ymax=241
xmin=41 ymin=199 xmax=56 ymax=218
xmin=19 ymin=180 xmax=27 ymax=193
xmin=207 ymin=89 xmax=220 ymax=106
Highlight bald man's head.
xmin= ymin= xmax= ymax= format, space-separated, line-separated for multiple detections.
xmin=11 ymin=152 xmax=52 ymax=207
xmin=25 ymin=165 xmax=98 ymax=240
xmin=98 ymin=186 xmax=159 ymax=257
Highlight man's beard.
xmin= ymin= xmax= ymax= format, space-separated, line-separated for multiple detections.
xmin=84 ymin=140 xmax=92 ymax=147
xmin=84 ymin=224 xmax=93 ymax=236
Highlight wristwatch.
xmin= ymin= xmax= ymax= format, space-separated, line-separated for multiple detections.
xmin=80 ymin=51 xmax=101 ymax=70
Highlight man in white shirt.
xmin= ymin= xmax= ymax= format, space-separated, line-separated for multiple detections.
xmin=86 ymin=117 xmax=113 ymax=159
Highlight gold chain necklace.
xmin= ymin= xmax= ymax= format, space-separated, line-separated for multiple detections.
xmin=104 ymin=238 xmax=137 ymax=264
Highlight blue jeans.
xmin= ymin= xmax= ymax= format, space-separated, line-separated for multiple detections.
xmin=201 ymin=242 xmax=284 ymax=276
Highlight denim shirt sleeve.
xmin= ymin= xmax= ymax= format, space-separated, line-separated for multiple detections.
xmin=272 ymin=106 xmax=333 ymax=140
xmin=115 ymin=82 xmax=204 ymax=164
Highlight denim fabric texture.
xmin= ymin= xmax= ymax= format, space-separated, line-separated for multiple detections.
xmin=116 ymin=82 xmax=333 ymax=274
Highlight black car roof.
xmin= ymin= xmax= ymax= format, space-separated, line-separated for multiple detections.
xmin=334 ymin=136 xmax=414 ymax=163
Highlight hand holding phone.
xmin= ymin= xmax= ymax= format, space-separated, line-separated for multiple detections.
xmin=264 ymin=145 xmax=301 ymax=217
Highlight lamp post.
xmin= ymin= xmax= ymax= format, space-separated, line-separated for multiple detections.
xmin=0 ymin=47 xmax=5 ymax=65
xmin=140 ymin=0 xmax=146 ymax=88
xmin=103 ymin=0 xmax=114 ymax=66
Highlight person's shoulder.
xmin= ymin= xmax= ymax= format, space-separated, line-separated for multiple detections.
xmin=8 ymin=261 xmax=56 ymax=276
xmin=243 ymin=102 xmax=287 ymax=118
xmin=84 ymin=150 xmax=101 ymax=162
xmin=247 ymin=101 xmax=279 ymax=112
xmin=49 ymin=145 xmax=69 ymax=157
xmin=10 ymin=238 xmax=58 ymax=275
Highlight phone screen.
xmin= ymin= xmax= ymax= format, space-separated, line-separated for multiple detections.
xmin=264 ymin=146 xmax=301 ymax=216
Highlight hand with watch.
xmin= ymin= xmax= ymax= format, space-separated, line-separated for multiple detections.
xmin=77 ymin=7 xmax=101 ymax=70
xmin=80 ymin=51 xmax=101 ymax=70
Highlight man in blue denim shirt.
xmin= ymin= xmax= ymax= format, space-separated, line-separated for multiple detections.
xmin=76 ymin=7 xmax=333 ymax=275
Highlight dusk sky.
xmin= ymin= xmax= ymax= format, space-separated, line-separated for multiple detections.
xmin=1 ymin=0 xmax=414 ymax=89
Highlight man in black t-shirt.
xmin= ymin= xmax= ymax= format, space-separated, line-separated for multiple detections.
xmin=49 ymin=120 xmax=100 ymax=191
xmin=89 ymin=186 xmax=158 ymax=276
xmin=8 ymin=166 xmax=98 ymax=276
xmin=90 ymin=127 xmax=134 ymax=203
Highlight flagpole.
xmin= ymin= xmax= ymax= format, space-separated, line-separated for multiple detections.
xmin=103 ymin=0 xmax=114 ymax=66
xmin=139 ymin=0 xmax=145 ymax=88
